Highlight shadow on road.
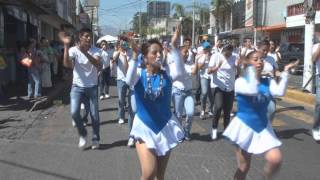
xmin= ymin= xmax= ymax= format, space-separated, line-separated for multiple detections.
xmin=99 ymin=107 xmax=118 ymax=112
xmin=276 ymin=128 xmax=311 ymax=140
xmin=0 ymin=159 xmax=80 ymax=180
xmin=98 ymin=139 xmax=128 ymax=150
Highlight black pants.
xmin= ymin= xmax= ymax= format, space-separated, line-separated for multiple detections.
xmin=99 ymin=67 xmax=111 ymax=96
xmin=212 ymin=88 xmax=234 ymax=129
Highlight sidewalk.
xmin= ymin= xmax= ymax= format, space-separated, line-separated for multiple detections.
xmin=286 ymin=74 xmax=316 ymax=105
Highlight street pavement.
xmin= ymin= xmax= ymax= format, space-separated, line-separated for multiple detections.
xmin=0 ymin=84 xmax=319 ymax=180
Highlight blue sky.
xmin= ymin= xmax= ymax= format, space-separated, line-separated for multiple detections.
xmin=99 ymin=0 xmax=211 ymax=35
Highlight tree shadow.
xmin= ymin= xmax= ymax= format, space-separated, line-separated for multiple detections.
xmin=0 ymin=159 xmax=80 ymax=180
xmin=276 ymin=128 xmax=310 ymax=140
xmin=0 ymin=97 xmax=34 ymax=111
xmin=0 ymin=118 xmax=22 ymax=124
xmin=98 ymin=140 xmax=128 ymax=150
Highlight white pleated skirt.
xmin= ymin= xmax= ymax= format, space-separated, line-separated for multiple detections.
xmin=130 ymin=114 xmax=184 ymax=156
xmin=223 ymin=117 xmax=282 ymax=154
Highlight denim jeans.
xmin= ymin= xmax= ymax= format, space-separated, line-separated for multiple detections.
xmin=314 ymin=75 xmax=320 ymax=130
xmin=212 ymin=88 xmax=234 ymax=129
xmin=27 ymin=67 xmax=41 ymax=97
xmin=127 ymin=90 xmax=136 ymax=132
xmin=80 ymin=95 xmax=90 ymax=123
xmin=267 ymin=99 xmax=276 ymax=123
xmin=70 ymin=85 xmax=100 ymax=141
xmin=200 ymin=77 xmax=213 ymax=112
xmin=99 ymin=67 xmax=111 ymax=96
xmin=172 ymin=87 xmax=195 ymax=137
xmin=117 ymin=80 xmax=130 ymax=120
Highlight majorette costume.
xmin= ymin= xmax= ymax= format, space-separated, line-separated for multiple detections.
xmin=126 ymin=49 xmax=185 ymax=156
xmin=223 ymin=67 xmax=288 ymax=154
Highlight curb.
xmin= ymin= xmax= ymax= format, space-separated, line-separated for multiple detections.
xmin=29 ymin=81 xmax=70 ymax=111
xmin=285 ymin=87 xmax=315 ymax=105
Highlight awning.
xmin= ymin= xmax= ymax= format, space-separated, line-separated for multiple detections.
xmin=5 ymin=5 xmax=27 ymax=22
xmin=256 ymin=24 xmax=286 ymax=32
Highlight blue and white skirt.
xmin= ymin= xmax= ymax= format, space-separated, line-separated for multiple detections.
xmin=223 ymin=117 xmax=282 ymax=154
xmin=130 ymin=115 xmax=184 ymax=156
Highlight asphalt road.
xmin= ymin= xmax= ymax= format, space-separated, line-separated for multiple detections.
xmin=0 ymin=85 xmax=319 ymax=180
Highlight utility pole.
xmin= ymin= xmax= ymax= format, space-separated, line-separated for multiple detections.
xmin=192 ymin=0 xmax=195 ymax=48
xmin=303 ymin=0 xmax=316 ymax=92
xmin=139 ymin=11 xmax=142 ymax=44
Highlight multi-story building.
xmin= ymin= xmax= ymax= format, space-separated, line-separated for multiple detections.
xmin=147 ymin=17 xmax=180 ymax=40
xmin=147 ymin=1 xmax=170 ymax=19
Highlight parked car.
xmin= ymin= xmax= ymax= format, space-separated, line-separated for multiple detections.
xmin=278 ymin=43 xmax=304 ymax=75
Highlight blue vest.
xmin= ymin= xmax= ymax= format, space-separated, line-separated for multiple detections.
xmin=236 ymin=78 xmax=272 ymax=133
xmin=134 ymin=69 xmax=172 ymax=134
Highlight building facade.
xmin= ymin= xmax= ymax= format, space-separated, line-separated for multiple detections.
xmin=147 ymin=1 xmax=170 ymax=19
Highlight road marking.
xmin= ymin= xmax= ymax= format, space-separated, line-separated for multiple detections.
xmin=272 ymin=118 xmax=286 ymax=127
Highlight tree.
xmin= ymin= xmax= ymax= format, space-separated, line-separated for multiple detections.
xmin=132 ymin=12 xmax=148 ymax=37
xmin=172 ymin=3 xmax=185 ymax=18
xmin=211 ymin=0 xmax=233 ymax=36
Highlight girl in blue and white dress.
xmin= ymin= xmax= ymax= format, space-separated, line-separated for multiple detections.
xmin=223 ymin=51 xmax=299 ymax=180
xmin=125 ymin=25 xmax=185 ymax=180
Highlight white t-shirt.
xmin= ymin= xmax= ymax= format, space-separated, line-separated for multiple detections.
xmin=313 ymin=43 xmax=320 ymax=75
xmin=172 ymin=63 xmax=195 ymax=91
xmin=268 ymin=52 xmax=281 ymax=63
xmin=240 ymin=47 xmax=255 ymax=57
xmin=262 ymin=55 xmax=278 ymax=75
xmin=101 ymin=50 xmax=110 ymax=69
xmin=114 ymin=50 xmax=132 ymax=81
xmin=69 ymin=46 xmax=101 ymax=87
xmin=197 ymin=54 xmax=211 ymax=79
xmin=209 ymin=53 xmax=237 ymax=92
xmin=186 ymin=49 xmax=194 ymax=64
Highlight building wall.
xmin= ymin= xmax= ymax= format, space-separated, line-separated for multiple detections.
xmin=264 ymin=0 xmax=286 ymax=26
xmin=147 ymin=1 xmax=170 ymax=18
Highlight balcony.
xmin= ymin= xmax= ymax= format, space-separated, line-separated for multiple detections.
xmin=286 ymin=1 xmax=320 ymax=28
xmin=287 ymin=1 xmax=320 ymax=17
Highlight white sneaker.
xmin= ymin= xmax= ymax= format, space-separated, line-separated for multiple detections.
xmin=208 ymin=111 xmax=213 ymax=117
xmin=312 ymin=129 xmax=320 ymax=141
xmin=78 ymin=136 xmax=87 ymax=149
xmin=211 ymin=129 xmax=217 ymax=140
xmin=127 ymin=137 xmax=135 ymax=147
xmin=80 ymin=104 xmax=85 ymax=110
xmin=91 ymin=140 xmax=100 ymax=150
xmin=72 ymin=120 xmax=76 ymax=127
xmin=105 ymin=94 xmax=110 ymax=99
xmin=118 ymin=118 xmax=125 ymax=124
xmin=100 ymin=95 xmax=105 ymax=100
xmin=200 ymin=111 xmax=205 ymax=120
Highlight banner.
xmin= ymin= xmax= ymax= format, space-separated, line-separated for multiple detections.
xmin=245 ymin=0 xmax=253 ymax=27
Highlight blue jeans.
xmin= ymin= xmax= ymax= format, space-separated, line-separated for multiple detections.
xmin=200 ymin=77 xmax=213 ymax=112
xmin=27 ymin=68 xmax=41 ymax=97
xmin=128 ymin=90 xmax=136 ymax=132
xmin=70 ymin=85 xmax=100 ymax=141
xmin=99 ymin=67 xmax=111 ymax=96
xmin=267 ymin=99 xmax=276 ymax=123
xmin=117 ymin=80 xmax=130 ymax=120
xmin=172 ymin=87 xmax=195 ymax=137
xmin=314 ymin=75 xmax=320 ymax=130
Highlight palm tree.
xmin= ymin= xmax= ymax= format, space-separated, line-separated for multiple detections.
xmin=172 ymin=3 xmax=185 ymax=18
xmin=211 ymin=0 xmax=233 ymax=36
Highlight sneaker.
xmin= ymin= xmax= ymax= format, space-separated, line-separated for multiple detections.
xmin=91 ymin=140 xmax=100 ymax=150
xmin=184 ymin=134 xmax=191 ymax=141
xmin=200 ymin=111 xmax=205 ymax=120
xmin=80 ymin=104 xmax=85 ymax=110
xmin=100 ymin=95 xmax=105 ymax=100
xmin=127 ymin=137 xmax=135 ymax=147
xmin=211 ymin=128 xmax=217 ymax=140
xmin=312 ymin=129 xmax=320 ymax=141
xmin=72 ymin=120 xmax=76 ymax=127
xmin=118 ymin=118 xmax=125 ymax=124
xmin=83 ymin=122 xmax=87 ymax=127
xmin=78 ymin=136 xmax=87 ymax=149
xmin=208 ymin=111 xmax=213 ymax=117
xmin=105 ymin=94 xmax=110 ymax=99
